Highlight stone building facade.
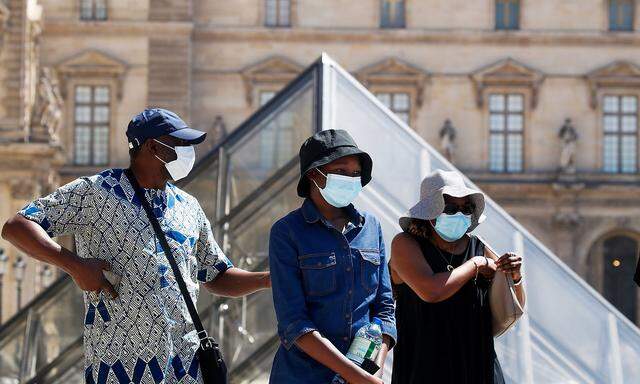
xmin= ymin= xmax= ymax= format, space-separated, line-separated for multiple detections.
xmin=0 ymin=0 xmax=639 ymax=325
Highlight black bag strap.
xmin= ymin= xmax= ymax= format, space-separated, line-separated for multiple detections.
xmin=124 ymin=169 xmax=215 ymax=349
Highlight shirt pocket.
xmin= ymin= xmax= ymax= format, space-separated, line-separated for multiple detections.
xmin=357 ymin=248 xmax=381 ymax=294
xmin=298 ymin=252 xmax=337 ymax=297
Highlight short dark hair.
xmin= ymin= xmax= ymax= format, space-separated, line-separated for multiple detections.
xmin=404 ymin=218 xmax=433 ymax=239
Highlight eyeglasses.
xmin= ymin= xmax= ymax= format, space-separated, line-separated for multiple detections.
xmin=443 ymin=203 xmax=475 ymax=216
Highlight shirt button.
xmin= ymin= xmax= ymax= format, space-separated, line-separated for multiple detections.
xmin=343 ymin=336 xmax=349 ymax=341
xmin=348 ymin=290 xmax=353 ymax=295
xmin=345 ymin=314 xmax=350 ymax=319
xmin=346 ymin=267 xmax=352 ymax=272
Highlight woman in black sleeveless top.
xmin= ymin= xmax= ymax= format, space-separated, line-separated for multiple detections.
xmin=389 ymin=170 xmax=524 ymax=384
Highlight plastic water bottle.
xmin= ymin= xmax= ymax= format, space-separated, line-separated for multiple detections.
xmin=332 ymin=318 xmax=384 ymax=384
xmin=345 ymin=317 xmax=383 ymax=365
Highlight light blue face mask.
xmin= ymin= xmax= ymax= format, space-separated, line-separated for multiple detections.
xmin=312 ymin=169 xmax=363 ymax=208
xmin=433 ymin=212 xmax=472 ymax=242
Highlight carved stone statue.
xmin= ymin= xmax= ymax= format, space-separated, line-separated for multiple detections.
xmin=32 ymin=67 xmax=63 ymax=143
xmin=558 ymin=118 xmax=578 ymax=174
xmin=439 ymin=119 xmax=457 ymax=162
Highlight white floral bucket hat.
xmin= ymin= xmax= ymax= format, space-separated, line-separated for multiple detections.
xmin=399 ymin=170 xmax=486 ymax=233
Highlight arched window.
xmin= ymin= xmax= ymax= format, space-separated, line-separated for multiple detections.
xmin=603 ymin=235 xmax=639 ymax=322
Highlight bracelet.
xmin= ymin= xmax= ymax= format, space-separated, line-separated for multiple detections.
xmin=472 ymin=259 xmax=480 ymax=283
xmin=513 ymin=275 xmax=523 ymax=286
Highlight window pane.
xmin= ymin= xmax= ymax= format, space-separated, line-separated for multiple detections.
xmin=94 ymin=86 xmax=110 ymax=103
xmin=75 ymin=106 xmax=91 ymax=123
xmin=93 ymin=126 xmax=109 ymax=165
xmin=279 ymin=0 xmax=290 ymax=25
xmin=376 ymin=93 xmax=391 ymax=108
xmin=393 ymin=93 xmax=410 ymax=111
xmin=80 ymin=0 xmax=93 ymax=19
xmin=622 ymin=96 xmax=638 ymax=113
xmin=604 ymin=115 xmax=619 ymax=132
xmin=507 ymin=114 xmax=523 ymax=131
xmin=396 ymin=112 xmax=410 ymax=123
xmin=490 ymin=114 xmax=505 ymax=131
xmin=489 ymin=94 xmax=505 ymax=112
xmin=94 ymin=106 xmax=110 ymax=123
xmin=604 ymin=96 xmax=619 ymax=112
xmin=490 ymin=134 xmax=505 ymax=172
xmin=507 ymin=94 xmax=523 ymax=112
xmin=75 ymin=86 xmax=91 ymax=103
xmin=622 ymin=116 xmax=637 ymax=133
xmin=260 ymin=91 xmax=276 ymax=106
xmin=495 ymin=2 xmax=506 ymax=29
xmin=74 ymin=126 xmax=91 ymax=165
xmin=603 ymin=135 xmax=619 ymax=172
xmin=621 ymin=135 xmax=637 ymax=173
xmin=507 ymin=134 xmax=523 ymax=172
xmin=265 ymin=0 xmax=277 ymax=25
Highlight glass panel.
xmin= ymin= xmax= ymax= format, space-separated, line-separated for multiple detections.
xmin=507 ymin=134 xmax=523 ymax=172
xmin=94 ymin=86 xmax=110 ymax=103
xmin=74 ymin=126 xmax=91 ymax=165
xmin=604 ymin=115 xmax=619 ymax=132
xmin=489 ymin=94 xmax=505 ymax=111
xmin=603 ymin=96 xmax=619 ymax=113
xmin=80 ymin=0 xmax=93 ymax=20
xmin=393 ymin=93 xmax=410 ymax=110
xmin=396 ymin=112 xmax=410 ymax=123
xmin=603 ymin=135 xmax=619 ymax=172
xmin=74 ymin=106 xmax=91 ymax=124
xmin=265 ymin=0 xmax=277 ymax=26
xmin=507 ymin=114 xmax=523 ymax=131
xmin=95 ymin=0 xmax=107 ymax=20
xmin=376 ymin=93 xmax=391 ymax=108
xmin=93 ymin=106 xmax=110 ymax=124
xmin=621 ymin=135 xmax=637 ymax=173
xmin=27 ymin=285 xmax=84 ymax=376
xmin=490 ymin=114 xmax=505 ymax=132
xmin=0 ymin=322 xmax=26 ymax=383
xmin=621 ymin=116 xmax=637 ymax=132
xmin=259 ymin=91 xmax=276 ymax=106
xmin=490 ymin=134 xmax=505 ymax=172
xmin=182 ymin=161 xmax=219 ymax=222
xmin=278 ymin=0 xmax=290 ymax=25
xmin=328 ymin=61 xmax=640 ymax=382
xmin=507 ymin=94 xmax=523 ymax=112
xmin=75 ymin=86 xmax=91 ymax=103
xmin=93 ymin=126 xmax=109 ymax=165
xmin=226 ymin=81 xmax=314 ymax=209
xmin=621 ymin=96 xmax=637 ymax=113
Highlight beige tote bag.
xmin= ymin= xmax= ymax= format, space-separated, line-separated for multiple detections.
xmin=479 ymin=238 xmax=525 ymax=337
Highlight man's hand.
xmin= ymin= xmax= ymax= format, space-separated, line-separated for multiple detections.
xmin=495 ymin=252 xmax=522 ymax=281
xmin=67 ymin=251 xmax=118 ymax=299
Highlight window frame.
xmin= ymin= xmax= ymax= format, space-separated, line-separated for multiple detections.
xmin=380 ymin=0 xmax=406 ymax=29
xmin=375 ymin=91 xmax=412 ymax=125
xmin=72 ymin=84 xmax=112 ymax=166
xmin=609 ymin=0 xmax=635 ymax=31
xmin=79 ymin=0 xmax=108 ymax=21
xmin=495 ymin=0 xmax=520 ymax=30
xmin=264 ymin=0 xmax=292 ymax=28
xmin=601 ymin=93 xmax=639 ymax=174
xmin=487 ymin=92 xmax=525 ymax=173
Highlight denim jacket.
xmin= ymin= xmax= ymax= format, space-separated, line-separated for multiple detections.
xmin=268 ymin=199 xmax=397 ymax=384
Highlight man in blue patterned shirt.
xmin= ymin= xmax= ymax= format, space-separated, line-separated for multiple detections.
xmin=2 ymin=108 xmax=270 ymax=383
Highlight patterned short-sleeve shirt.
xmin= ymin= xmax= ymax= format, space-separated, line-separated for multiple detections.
xmin=19 ymin=168 xmax=233 ymax=384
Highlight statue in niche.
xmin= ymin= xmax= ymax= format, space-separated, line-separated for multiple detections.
xmin=558 ymin=118 xmax=578 ymax=174
xmin=211 ymin=115 xmax=228 ymax=144
xmin=34 ymin=67 xmax=63 ymax=144
xmin=439 ymin=119 xmax=457 ymax=162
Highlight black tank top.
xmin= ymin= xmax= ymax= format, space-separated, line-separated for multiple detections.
xmin=391 ymin=234 xmax=505 ymax=384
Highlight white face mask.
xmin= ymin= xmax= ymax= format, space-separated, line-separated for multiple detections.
xmin=154 ymin=139 xmax=195 ymax=181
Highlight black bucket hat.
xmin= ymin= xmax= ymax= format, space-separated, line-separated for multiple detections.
xmin=297 ymin=129 xmax=373 ymax=197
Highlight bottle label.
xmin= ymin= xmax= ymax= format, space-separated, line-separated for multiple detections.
xmin=346 ymin=337 xmax=375 ymax=365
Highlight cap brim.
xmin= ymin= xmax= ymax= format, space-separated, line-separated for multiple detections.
xmin=169 ymin=128 xmax=207 ymax=144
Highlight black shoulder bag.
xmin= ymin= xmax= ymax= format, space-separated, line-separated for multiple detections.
xmin=125 ymin=169 xmax=228 ymax=384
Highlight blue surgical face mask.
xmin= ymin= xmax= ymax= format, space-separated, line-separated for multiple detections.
xmin=312 ymin=169 xmax=363 ymax=208
xmin=433 ymin=212 xmax=472 ymax=242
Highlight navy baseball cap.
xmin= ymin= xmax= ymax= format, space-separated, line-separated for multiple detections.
xmin=126 ymin=108 xmax=206 ymax=149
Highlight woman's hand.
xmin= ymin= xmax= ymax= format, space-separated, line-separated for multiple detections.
xmin=495 ymin=252 xmax=522 ymax=281
xmin=471 ymin=256 xmax=496 ymax=280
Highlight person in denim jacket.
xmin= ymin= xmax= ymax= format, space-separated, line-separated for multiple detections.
xmin=268 ymin=130 xmax=396 ymax=384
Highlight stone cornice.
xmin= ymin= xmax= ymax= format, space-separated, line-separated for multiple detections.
xmin=43 ymin=20 xmax=193 ymax=37
xmin=192 ymin=26 xmax=640 ymax=46
xmin=585 ymin=61 xmax=640 ymax=108
xmin=470 ymin=58 xmax=545 ymax=108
